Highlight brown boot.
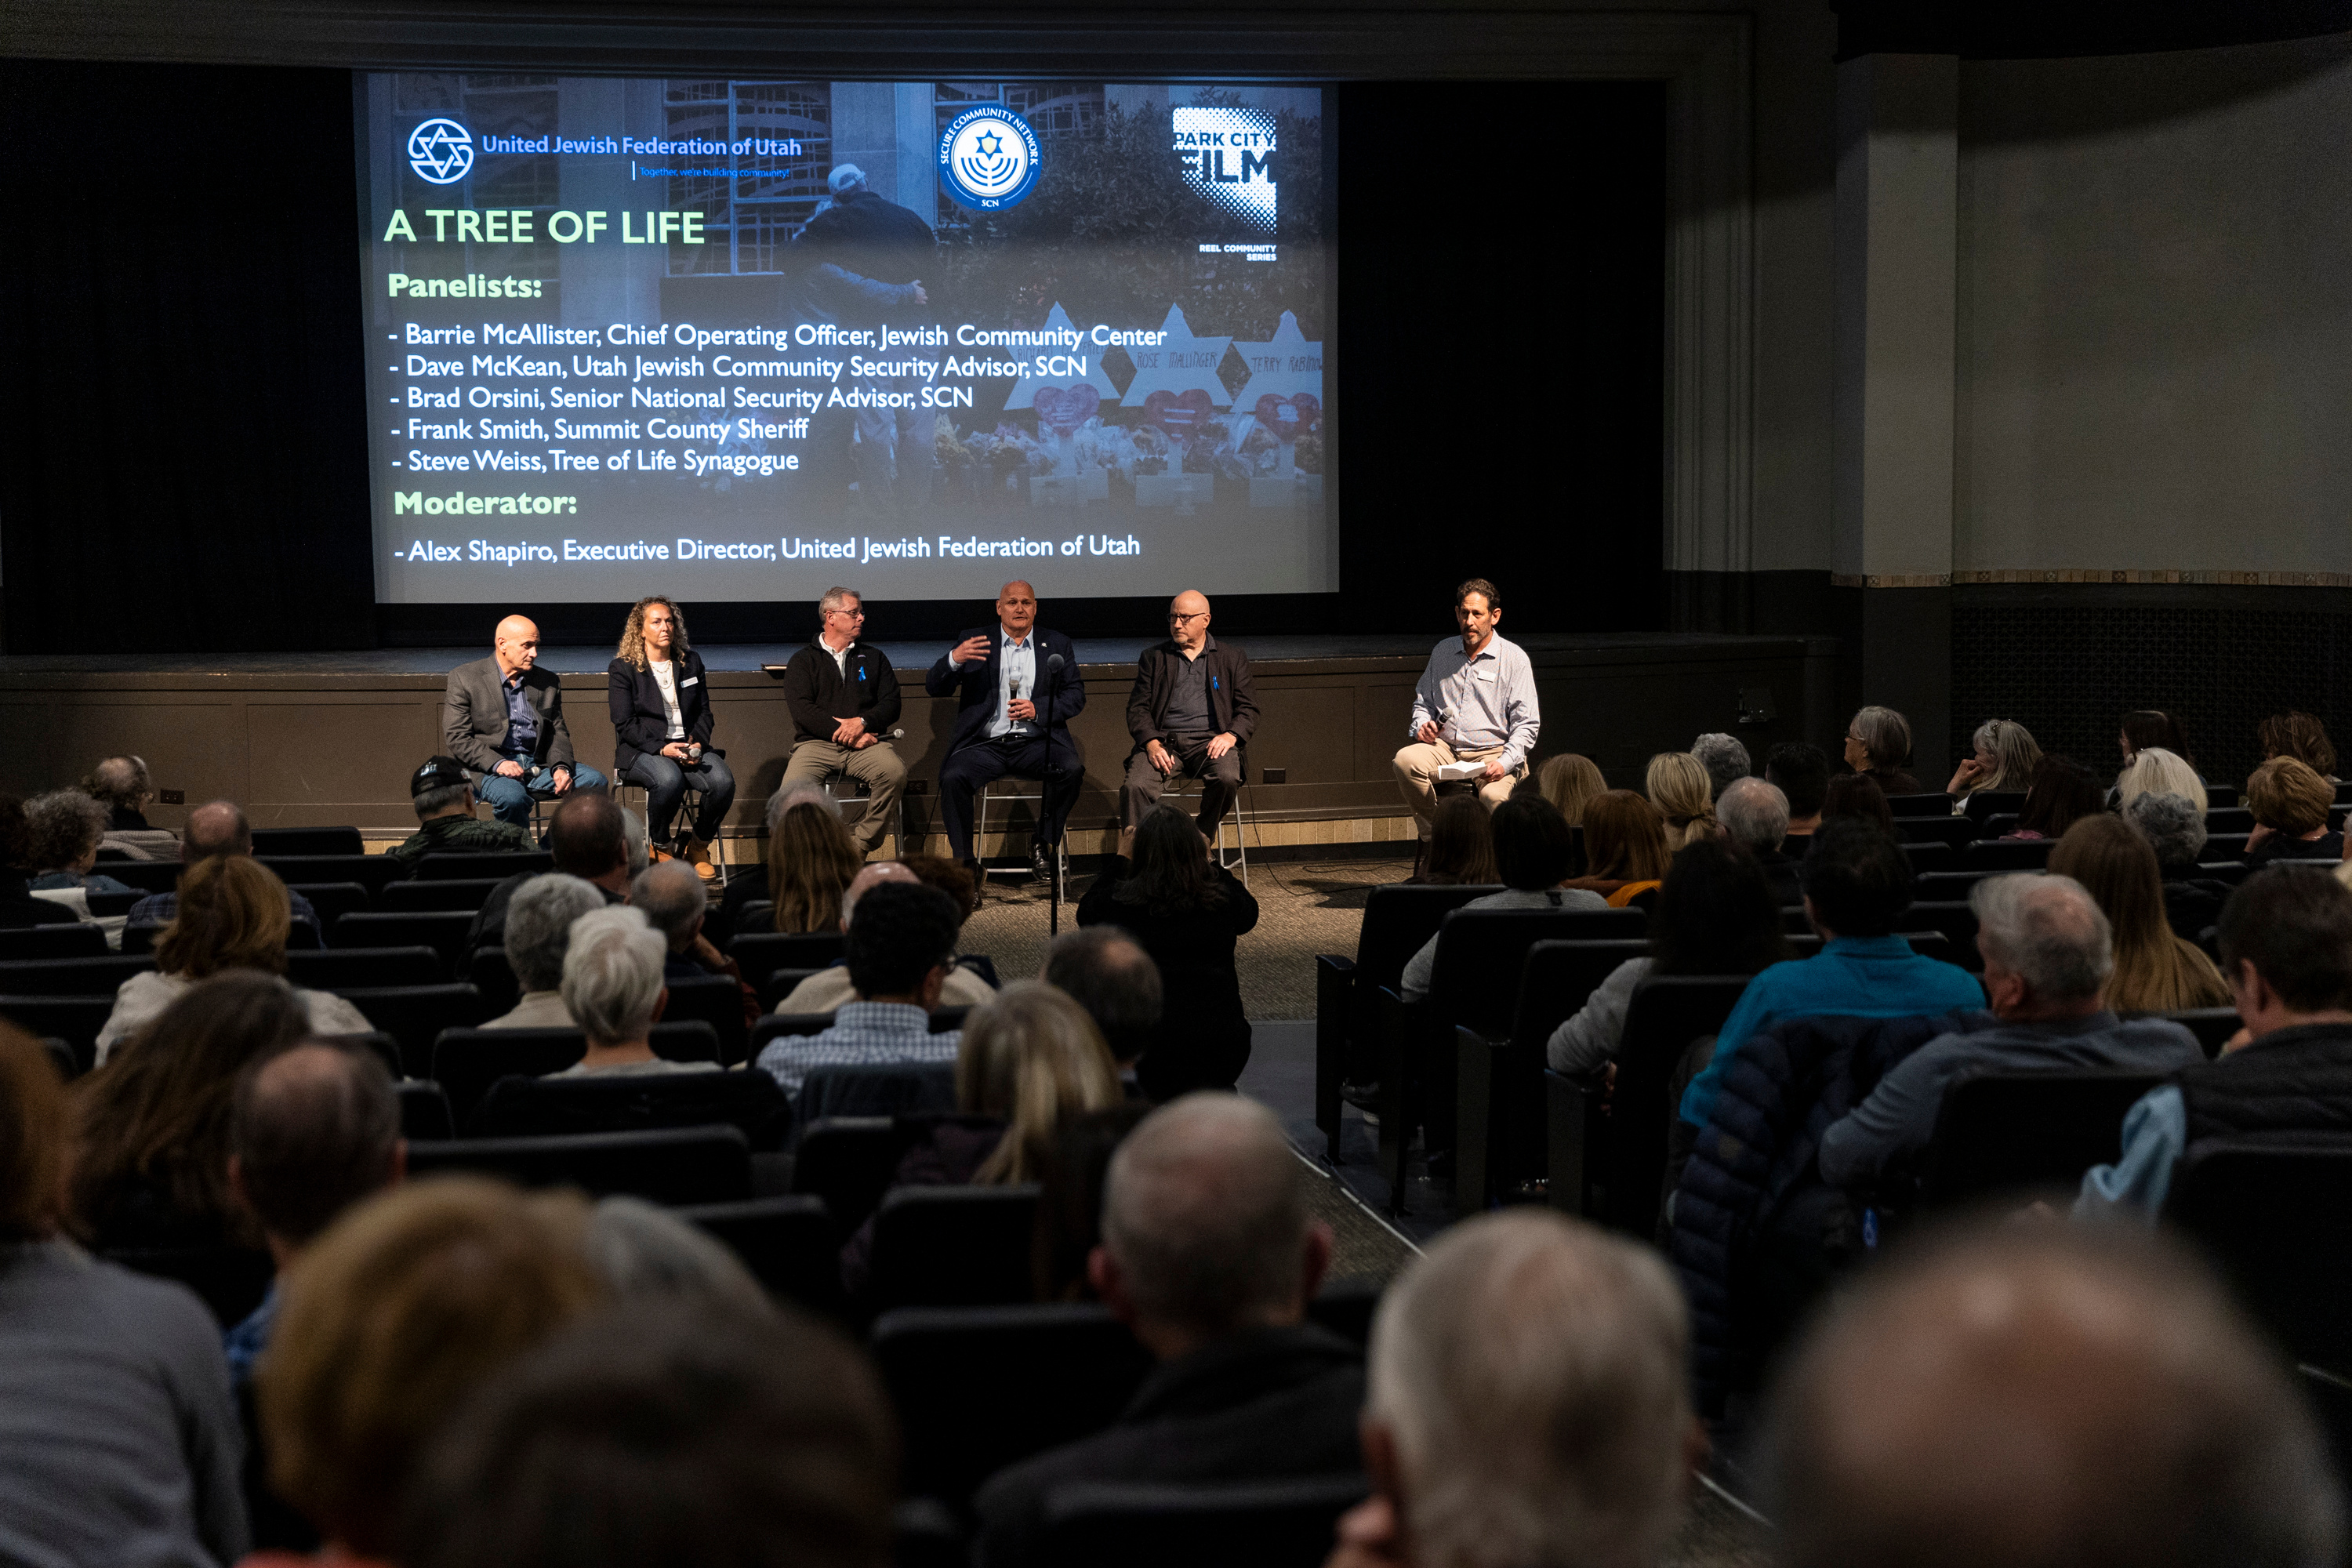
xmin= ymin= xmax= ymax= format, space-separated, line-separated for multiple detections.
xmin=686 ymin=838 xmax=718 ymax=883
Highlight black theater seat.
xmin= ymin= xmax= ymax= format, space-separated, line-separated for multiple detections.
xmin=379 ymin=878 xmax=503 ymax=914
xmin=728 ymin=931 xmax=847 ymax=993
xmin=285 ymin=881 xmax=371 ymax=927
xmin=336 ymin=982 xmax=492 ymax=1076
xmin=285 ymin=945 xmax=446 ymax=993
xmin=260 ymin=855 xmax=408 ymax=898
xmin=1036 ymin=1475 xmax=1370 ymax=1568
xmin=470 ymin=1068 xmax=791 ymax=1151
xmin=251 ymin=826 xmax=365 ymax=858
xmin=0 ymin=954 xmax=154 ymax=995
xmin=0 ymin=925 xmax=106 ymax=961
xmin=413 ymin=850 xmax=552 ymax=880
xmin=430 ymin=1020 xmax=722 ymax=1127
xmin=332 ymin=910 xmax=474 ymax=964
xmin=869 ymin=1184 xmax=1040 ymax=1311
xmin=678 ymin=1195 xmax=839 ymax=1312
xmin=407 ymin=1125 xmax=755 ymax=1206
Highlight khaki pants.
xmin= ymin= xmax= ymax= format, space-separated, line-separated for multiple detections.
xmin=782 ymin=739 xmax=907 ymax=854
xmin=1392 ymin=739 xmax=1520 ymax=826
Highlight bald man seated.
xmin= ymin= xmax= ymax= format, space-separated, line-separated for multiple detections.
xmin=926 ymin=581 xmax=1087 ymax=881
xmin=445 ymin=614 xmax=607 ymax=827
xmin=1764 ymin=1224 xmax=2341 ymax=1568
xmin=1120 ymin=590 xmax=1259 ymax=838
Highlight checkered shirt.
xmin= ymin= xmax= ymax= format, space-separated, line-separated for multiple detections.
xmin=754 ymin=1000 xmax=960 ymax=1099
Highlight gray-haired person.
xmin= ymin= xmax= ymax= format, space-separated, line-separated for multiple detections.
xmin=1717 ymin=775 xmax=1801 ymax=905
xmin=2125 ymin=790 xmax=2235 ymax=942
xmin=1041 ymin=926 xmax=1163 ymax=1070
xmin=1815 ymin=873 xmax=2203 ymax=1188
xmin=777 ymin=587 xmax=906 ymax=856
xmin=1690 ymin=732 xmax=1751 ymax=799
xmin=555 ymin=906 xmax=709 ymax=1077
xmin=485 ymin=873 xmax=608 ymax=1029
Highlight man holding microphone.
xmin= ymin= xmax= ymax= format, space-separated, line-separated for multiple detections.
xmin=1390 ymin=578 xmax=1540 ymax=831
xmin=927 ymin=580 xmax=1086 ymax=881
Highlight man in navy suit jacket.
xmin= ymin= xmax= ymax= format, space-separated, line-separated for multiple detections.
xmin=925 ymin=579 xmax=1087 ymax=879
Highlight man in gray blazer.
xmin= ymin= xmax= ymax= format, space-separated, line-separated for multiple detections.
xmin=445 ymin=615 xmax=608 ymax=826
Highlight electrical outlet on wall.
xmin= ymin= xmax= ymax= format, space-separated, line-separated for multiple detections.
xmin=160 ymin=789 xmax=185 ymax=804
xmin=1263 ymin=768 xmax=1287 ymax=783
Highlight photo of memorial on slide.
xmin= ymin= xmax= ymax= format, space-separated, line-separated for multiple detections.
xmin=361 ymin=76 xmax=1334 ymax=604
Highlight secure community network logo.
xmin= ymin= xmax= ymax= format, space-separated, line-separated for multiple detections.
xmin=938 ymin=103 xmax=1042 ymax=212
xmin=408 ymin=118 xmax=475 ymax=185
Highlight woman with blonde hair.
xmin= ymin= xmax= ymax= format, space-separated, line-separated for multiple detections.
xmin=1534 ymin=753 xmax=1606 ymax=827
xmin=764 ymin=799 xmax=862 ymax=933
xmin=607 ymin=594 xmax=734 ymax=880
xmin=2047 ymin=815 xmax=2228 ymax=1012
xmin=2114 ymin=746 xmax=2209 ymax=815
xmin=2244 ymin=755 xmax=2343 ymax=868
xmin=93 ymin=855 xmax=368 ymax=1063
xmin=1644 ymin=752 xmax=1719 ymax=851
xmin=1945 ymin=718 xmax=2042 ymax=804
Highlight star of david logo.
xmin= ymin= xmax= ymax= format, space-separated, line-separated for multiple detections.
xmin=408 ymin=118 xmax=474 ymax=186
xmin=977 ymin=131 xmax=1002 ymax=157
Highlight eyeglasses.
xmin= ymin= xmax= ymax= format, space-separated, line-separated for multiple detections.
xmin=1169 ymin=612 xmax=1208 ymax=623
xmin=827 ymin=607 xmax=866 ymax=619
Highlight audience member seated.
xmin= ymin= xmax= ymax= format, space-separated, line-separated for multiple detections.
xmin=2242 ymin=755 xmax=2343 ymax=867
xmin=251 ymin=1179 xmax=606 ymax=1566
xmin=1944 ymin=717 xmax=2042 ymax=808
xmin=1396 ymin=796 xmax=1603 ymax=1005
xmin=223 ymin=1040 xmax=406 ymax=1391
xmin=1764 ymin=1225 xmax=2339 ymax=1568
xmin=2114 ymin=745 xmax=2209 ymax=814
xmin=974 ymin=1095 xmax=1359 ymax=1567
xmin=1329 ymin=1210 xmax=1698 ymax=1568
xmin=1549 ymin=837 xmax=1792 ymax=1076
xmin=754 ymin=881 xmax=964 ymax=1099
xmin=2125 ymin=790 xmax=2234 ymax=942
xmin=2003 ymin=754 xmax=2104 ymax=841
xmin=481 ymin=874 xmax=604 ymax=1029
xmin=1691 ymin=731 xmax=1751 ymax=798
xmin=1679 ymin=821 xmax=1984 ymax=1132
xmin=1766 ymin=742 xmax=1832 ymax=846
xmin=1820 ymin=774 xmax=1895 ymax=837
xmin=1719 ymin=776 xmax=1802 ymax=905
xmin=579 ymin=1196 xmax=768 ymax=1312
xmin=96 ymin=857 xmax=368 ymax=1064
xmin=1531 ymin=751 xmax=1607 ymax=826
xmin=2118 ymin=708 xmax=2198 ymax=775
xmin=2080 ymin=866 xmax=2352 ymax=1220
xmin=0 ymin=795 xmax=78 ymax=929
xmin=630 ymin=858 xmax=742 ymax=993
xmin=774 ymin=861 xmax=997 ymax=1015
xmin=387 ymin=757 xmax=533 ymax=869
xmin=463 ymin=793 xmax=630 ymax=963
xmin=1646 ymin=751 xmax=1720 ymax=851
xmin=706 ymin=782 xmax=828 ymax=946
xmin=1562 ymin=789 xmax=1674 ymax=907
xmin=22 ymin=788 xmax=139 ymax=906
xmin=126 ymin=799 xmax=324 ymax=936
xmin=1041 ymin=926 xmax=1163 ymax=1073
xmin=399 ymin=1298 xmax=893 ymax=1568
xmin=74 ymin=971 xmax=310 ymax=1250
xmin=1409 ymin=793 xmax=1497 ymax=885
xmin=2048 ymin=815 xmax=2230 ymax=1011
xmin=1076 ymin=805 xmax=1261 ymax=1096
xmin=1842 ymin=705 xmax=1921 ymax=796
xmin=1816 ymin=874 xmax=2202 ymax=1188
xmin=2259 ymin=709 xmax=2339 ymax=782
xmin=841 ymin=982 xmax=1123 ymax=1300
xmin=0 ymin=1028 xmax=250 ymax=1566
xmin=554 ymin=906 xmax=713 ymax=1078
xmin=85 ymin=753 xmax=181 ymax=860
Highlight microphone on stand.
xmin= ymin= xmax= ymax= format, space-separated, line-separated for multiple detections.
xmin=1043 ymin=652 xmax=1069 ymax=926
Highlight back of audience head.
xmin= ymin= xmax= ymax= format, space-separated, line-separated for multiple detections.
xmin=1965 ymin=718 xmax=2043 ymax=792
xmin=503 ymin=873 xmax=608 ymax=993
xmin=1715 ymin=776 xmax=1790 ymax=857
xmin=1847 ymin=705 xmax=1912 ymax=775
xmin=2246 ymin=755 xmax=2332 ymax=838
xmin=182 ymin=798 xmax=253 ymax=861
xmin=2046 ymin=815 xmax=2228 ymax=1011
xmin=628 ymin=859 xmax=706 ymax=954
xmin=546 ymin=791 xmax=626 ymax=881
xmin=1799 ymin=818 xmax=1913 ymax=938
xmin=2120 ymin=708 xmax=2195 ymax=768
xmin=1032 ymin=1102 xmax=1154 ymax=1302
xmin=835 ymin=860 xmax=917 ymax=931
xmin=261 ymin=1178 xmax=604 ymax=1558
xmin=1968 ymin=873 xmax=2111 ymax=1013
xmin=1421 ymin=793 xmax=1499 ymax=884
xmin=2259 ymin=710 xmax=2337 ymax=779
xmin=72 ymin=971 xmax=310 ymax=1244
xmin=764 ymin=779 xmax=839 ymax=834
xmin=2115 ymin=746 xmax=2208 ymax=813
xmin=1766 ymin=742 xmax=1832 ymax=822
xmin=1486 ymin=794 xmax=1575 ymax=890
xmin=0 ymin=1025 xmax=68 ymax=1242
xmin=1690 ymin=732 xmax=1751 ymax=798
xmin=2125 ymin=789 xmax=2208 ymax=868
xmin=2216 ymin=865 xmax=2352 ymax=1021
xmin=844 ymin=880 xmax=963 ymax=1003
xmin=561 ymin=906 xmax=666 ymax=1049
xmin=2016 ymin=754 xmax=2105 ymax=839
xmin=230 ymin=1040 xmax=403 ymax=1254
xmin=156 ymin=852 xmax=295 ymax=978
xmin=1763 ymin=1223 xmax=2339 ymax=1568
xmin=1820 ymin=773 xmax=1894 ymax=837
xmin=1041 ymin=926 xmax=1163 ymax=1068
xmin=1357 ymin=1209 xmax=1694 ymax=1568
xmin=23 ymin=788 xmax=107 ymax=876
xmin=957 ymin=981 xmax=1122 ymax=1183
xmin=580 ymin=1196 xmax=767 ymax=1313
xmin=618 ymin=805 xmax=649 ymax=875
xmin=1580 ymin=790 xmax=1672 ymax=884
xmin=1534 ymin=753 xmax=1607 ymax=826
xmin=1652 ymin=838 xmax=1792 ymax=977
xmin=1116 ymin=804 xmax=1225 ymax=914
xmin=1095 ymin=1094 xmax=1330 ymax=1355
xmin=82 ymin=754 xmax=154 ymax=815
xmin=769 ymin=800 xmax=862 ymax=934
xmin=410 ymin=757 xmax=474 ymax=822
xmin=1645 ymin=752 xmax=1719 ymax=849
xmin=899 ymin=853 xmax=978 ymax=921
xmin=401 ymin=1298 xmax=895 ymax=1568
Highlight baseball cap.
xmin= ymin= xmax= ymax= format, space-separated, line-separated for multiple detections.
xmin=410 ymin=756 xmax=469 ymax=797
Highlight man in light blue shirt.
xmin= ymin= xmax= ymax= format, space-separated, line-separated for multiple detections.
xmin=1392 ymin=578 xmax=1540 ymax=829
xmin=926 ymin=581 xmax=1087 ymax=877
xmin=755 ymin=880 xmax=964 ymax=1100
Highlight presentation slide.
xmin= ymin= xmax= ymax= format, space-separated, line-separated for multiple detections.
xmin=358 ymin=75 xmax=1334 ymax=604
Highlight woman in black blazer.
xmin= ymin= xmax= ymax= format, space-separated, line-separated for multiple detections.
xmin=608 ymin=596 xmax=735 ymax=878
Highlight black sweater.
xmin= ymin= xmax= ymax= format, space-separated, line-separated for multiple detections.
xmin=781 ymin=637 xmax=902 ymax=746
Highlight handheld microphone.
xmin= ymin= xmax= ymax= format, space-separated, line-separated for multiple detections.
xmin=884 ymin=727 xmax=906 ymax=740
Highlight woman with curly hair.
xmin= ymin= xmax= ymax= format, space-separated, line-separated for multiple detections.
xmin=2259 ymin=710 xmax=2339 ymax=782
xmin=608 ymin=595 xmax=735 ymax=882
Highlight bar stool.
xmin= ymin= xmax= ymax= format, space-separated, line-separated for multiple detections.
xmin=973 ymin=779 xmax=1067 ymax=905
xmin=1155 ymin=745 xmax=1252 ymax=886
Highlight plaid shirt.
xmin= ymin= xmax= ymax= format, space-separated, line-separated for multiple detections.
xmin=755 ymin=1000 xmax=959 ymax=1098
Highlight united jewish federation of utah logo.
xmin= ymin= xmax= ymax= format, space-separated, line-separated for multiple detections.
xmin=938 ymin=104 xmax=1042 ymax=212
xmin=408 ymin=118 xmax=474 ymax=185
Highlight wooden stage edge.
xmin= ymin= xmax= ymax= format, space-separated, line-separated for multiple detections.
xmin=0 ymin=633 xmax=1842 ymax=850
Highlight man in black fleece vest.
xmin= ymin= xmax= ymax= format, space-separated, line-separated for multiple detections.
xmin=778 ymin=587 xmax=905 ymax=856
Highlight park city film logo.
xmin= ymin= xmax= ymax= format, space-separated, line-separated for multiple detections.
xmin=938 ymin=103 xmax=1043 ymax=212
xmin=408 ymin=118 xmax=475 ymax=185
xmin=1174 ymin=106 xmax=1276 ymax=230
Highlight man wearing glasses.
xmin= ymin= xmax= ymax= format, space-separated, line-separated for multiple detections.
xmin=927 ymin=579 xmax=1087 ymax=881
xmin=1120 ymin=590 xmax=1259 ymax=839
xmin=779 ymin=586 xmax=906 ymax=856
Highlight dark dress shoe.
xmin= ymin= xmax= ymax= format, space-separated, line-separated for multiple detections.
xmin=1031 ymin=839 xmax=1054 ymax=883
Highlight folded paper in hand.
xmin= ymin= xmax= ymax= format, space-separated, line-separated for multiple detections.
xmin=1434 ymin=760 xmax=1488 ymax=782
